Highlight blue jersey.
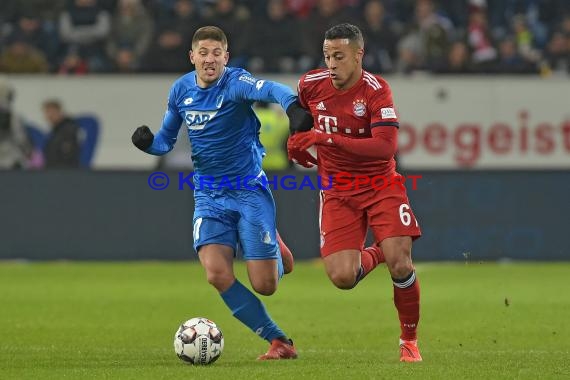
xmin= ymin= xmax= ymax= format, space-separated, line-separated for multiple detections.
xmin=146 ymin=67 xmax=296 ymax=186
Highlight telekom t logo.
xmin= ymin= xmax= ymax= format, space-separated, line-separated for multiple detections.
xmin=317 ymin=114 xmax=338 ymax=133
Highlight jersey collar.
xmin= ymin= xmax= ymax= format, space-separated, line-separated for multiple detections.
xmin=193 ymin=67 xmax=228 ymax=89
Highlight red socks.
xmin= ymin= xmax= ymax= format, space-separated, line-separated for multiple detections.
xmin=393 ymin=271 xmax=420 ymax=341
xmin=360 ymin=245 xmax=385 ymax=276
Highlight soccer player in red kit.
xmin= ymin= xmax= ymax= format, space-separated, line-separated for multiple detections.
xmin=287 ymin=23 xmax=423 ymax=362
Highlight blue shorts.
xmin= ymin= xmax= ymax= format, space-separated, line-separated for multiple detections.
xmin=192 ymin=185 xmax=279 ymax=261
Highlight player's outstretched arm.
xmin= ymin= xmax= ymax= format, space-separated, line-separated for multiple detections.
xmin=131 ymin=108 xmax=182 ymax=155
xmin=131 ymin=124 xmax=177 ymax=156
xmin=230 ymin=72 xmax=310 ymax=122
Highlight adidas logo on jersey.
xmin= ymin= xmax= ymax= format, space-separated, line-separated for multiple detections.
xmin=316 ymin=102 xmax=326 ymax=111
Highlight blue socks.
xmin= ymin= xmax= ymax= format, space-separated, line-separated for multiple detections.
xmin=221 ymin=280 xmax=285 ymax=342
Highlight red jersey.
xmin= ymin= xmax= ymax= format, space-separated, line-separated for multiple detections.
xmin=297 ymin=68 xmax=399 ymax=194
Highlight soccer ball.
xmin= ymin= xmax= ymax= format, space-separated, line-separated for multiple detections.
xmin=173 ymin=317 xmax=224 ymax=365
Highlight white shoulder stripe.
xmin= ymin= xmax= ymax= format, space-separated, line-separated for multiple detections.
xmin=304 ymin=74 xmax=330 ymax=82
xmin=305 ymin=73 xmax=329 ymax=79
xmin=363 ymin=72 xmax=382 ymax=89
xmin=363 ymin=77 xmax=380 ymax=90
xmin=306 ymin=70 xmax=330 ymax=78
xmin=363 ymin=71 xmax=380 ymax=84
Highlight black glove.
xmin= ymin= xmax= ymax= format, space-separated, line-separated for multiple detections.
xmin=132 ymin=125 xmax=154 ymax=151
xmin=286 ymin=100 xmax=314 ymax=134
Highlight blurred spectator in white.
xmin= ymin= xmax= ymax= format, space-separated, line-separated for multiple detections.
xmin=0 ymin=34 xmax=49 ymax=73
xmin=248 ymin=0 xmax=302 ymax=73
xmin=42 ymin=99 xmax=81 ymax=169
xmin=0 ymin=77 xmax=32 ymax=169
xmin=467 ymin=7 xmax=497 ymax=68
xmin=59 ymin=0 xmax=111 ymax=72
xmin=107 ymin=0 xmax=154 ymax=72
xmin=358 ymin=0 xmax=400 ymax=74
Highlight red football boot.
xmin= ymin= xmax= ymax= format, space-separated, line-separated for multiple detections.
xmin=399 ymin=339 xmax=423 ymax=362
xmin=258 ymin=339 xmax=298 ymax=360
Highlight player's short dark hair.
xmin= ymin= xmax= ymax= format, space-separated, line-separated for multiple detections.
xmin=324 ymin=23 xmax=364 ymax=48
xmin=192 ymin=26 xmax=228 ymax=50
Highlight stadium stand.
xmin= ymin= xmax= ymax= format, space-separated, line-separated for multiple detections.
xmin=0 ymin=0 xmax=567 ymax=75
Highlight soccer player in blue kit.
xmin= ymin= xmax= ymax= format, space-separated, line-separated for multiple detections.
xmin=132 ymin=26 xmax=314 ymax=360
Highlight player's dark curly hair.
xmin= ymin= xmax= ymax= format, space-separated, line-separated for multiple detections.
xmin=192 ymin=26 xmax=228 ymax=50
xmin=324 ymin=23 xmax=364 ymax=48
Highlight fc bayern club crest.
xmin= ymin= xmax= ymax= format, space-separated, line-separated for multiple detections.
xmin=352 ymin=99 xmax=367 ymax=116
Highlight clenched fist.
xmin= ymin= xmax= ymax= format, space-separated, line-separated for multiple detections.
xmin=131 ymin=125 xmax=154 ymax=151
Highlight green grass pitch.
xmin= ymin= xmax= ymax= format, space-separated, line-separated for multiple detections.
xmin=1 ymin=261 xmax=569 ymax=379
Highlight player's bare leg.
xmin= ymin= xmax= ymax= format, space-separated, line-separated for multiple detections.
xmin=323 ymin=245 xmax=386 ymax=289
xmin=276 ymin=231 xmax=294 ymax=274
xmin=246 ymin=258 xmax=279 ymax=296
xmin=198 ymin=244 xmax=236 ymax=292
xmin=381 ymin=236 xmax=422 ymax=362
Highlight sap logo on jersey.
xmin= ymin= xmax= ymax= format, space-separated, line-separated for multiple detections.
xmin=184 ymin=110 xmax=218 ymax=130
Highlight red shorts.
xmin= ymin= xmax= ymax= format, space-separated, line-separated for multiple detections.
xmin=318 ymin=184 xmax=422 ymax=257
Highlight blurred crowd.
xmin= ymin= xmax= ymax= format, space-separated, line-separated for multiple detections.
xmin=0 ymin=75 xmax=91 ymax=170
xmin=0 ymin=0 xmax=569 ymax=76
